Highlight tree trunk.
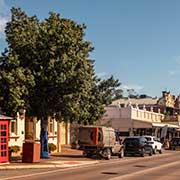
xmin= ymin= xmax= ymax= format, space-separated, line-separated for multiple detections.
xmin=40 ymin=116 xmax=50 ymax=158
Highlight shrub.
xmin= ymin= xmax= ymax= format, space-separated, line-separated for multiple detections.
xmin=9 ymin=145 xmax=20 ymax=153
xmin=48 ymin=143 xmax=56 ymax=152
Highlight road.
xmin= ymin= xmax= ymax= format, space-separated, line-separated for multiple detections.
xmin=1 ymin=150 xmax=180 ymax=180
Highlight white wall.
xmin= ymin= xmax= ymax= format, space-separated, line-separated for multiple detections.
xmin=100 ymin=105 xmax=165 ymax=132
xmin=9 ymin=113 xmax=25 ymax=148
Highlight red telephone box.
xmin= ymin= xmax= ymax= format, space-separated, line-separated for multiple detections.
xmin=0 ymin=115 xmax=12 ymax=163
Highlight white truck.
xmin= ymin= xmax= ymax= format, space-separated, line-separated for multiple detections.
xmin=78 ymin=126 xmax=124 ymax=160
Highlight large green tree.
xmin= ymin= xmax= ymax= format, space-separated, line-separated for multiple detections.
xmin=0 ymin=7 xmax=94 ymax=157
xmin=0 ymin=7 xmax=122 ymax=156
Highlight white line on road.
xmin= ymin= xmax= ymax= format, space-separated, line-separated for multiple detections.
xmin=1 ymin=152 xmax=177 ymax=180
xmin=108 ymin=160 xmax=180 ymax=180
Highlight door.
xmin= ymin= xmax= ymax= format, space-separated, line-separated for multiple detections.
xmin=0 ymin=120 xmax=8 ymax=162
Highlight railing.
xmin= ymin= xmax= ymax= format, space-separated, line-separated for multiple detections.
xmin=129 ymin=107 xmax=164 ymax=123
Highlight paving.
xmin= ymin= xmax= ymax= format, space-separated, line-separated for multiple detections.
xmin=0 ymin=146 xmax=99 ymax=170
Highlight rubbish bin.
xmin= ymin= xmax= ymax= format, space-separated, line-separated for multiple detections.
xmin=22 ymin=140 xmax=40 ymax=163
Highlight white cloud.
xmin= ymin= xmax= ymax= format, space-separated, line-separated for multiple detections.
xmin=0 ymin=16 xmax=7 ymax=34
xmin=168 ymin=70 xmax=177 ymax=76
xmin=96 ymin=72 xmax=108 ymax=78
xmin=122 ymin=84 xmax=144 ymax=92
xmin=0 ymin=0 xmax=9 ymax=38
xmin=175 ymin=56 xmax=180 ymax=65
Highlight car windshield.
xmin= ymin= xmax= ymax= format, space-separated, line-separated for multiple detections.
xmin=144 ymin=137 xmax=151 ymax=141
xmin=123 ymin=138 xmax=139 ymax=143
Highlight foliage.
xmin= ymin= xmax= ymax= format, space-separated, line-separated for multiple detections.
xmin=0 ymin=7 xmax=122 ymax=126
xmin=9 ymin=145 xmax=20 ymax=153
xmin=78 ymin=75 xmax=121 ymax=125
xmin=48 ymin=143 xmax=56 ymax=152
xmin=0 ymin=7 xmax=93 ymax=121
xmin=25 ymin=134 xmax=33 ymax=140
xmin=127 ymin=89 xmax=138 ymax=98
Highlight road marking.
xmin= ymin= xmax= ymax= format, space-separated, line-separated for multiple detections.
xmin=109 ymin=160 xmax=180 ymax=180
xmin=1 ymin=152 xmax=178 ymax=180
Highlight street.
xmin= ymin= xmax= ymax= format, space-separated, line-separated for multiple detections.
xmin=1 ymin=150 xmax=180 ymax=180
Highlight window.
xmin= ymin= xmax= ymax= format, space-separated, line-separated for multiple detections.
xmin=10 ymin=120 xmax=17 ymax=135
xmin=49 ymin=118 xmax=54 ymax=134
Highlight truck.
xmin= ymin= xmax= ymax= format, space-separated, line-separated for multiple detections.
xmin=78 ymin=126 xmax=124 ymax=160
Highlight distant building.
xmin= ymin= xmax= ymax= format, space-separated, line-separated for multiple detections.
xmin=99 ymin=91 xmax=180 ymax=140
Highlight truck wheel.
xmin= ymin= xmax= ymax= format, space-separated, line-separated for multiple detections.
xmin=119 ymin=148 xmax=124 ymax=158
xmin=83 ymin=152 xmax=92 ymax=158
xmin=103 ymin=148 xmax=111 ymax=160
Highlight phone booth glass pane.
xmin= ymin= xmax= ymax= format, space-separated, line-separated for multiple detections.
xmin=0 ymin=121 xmax=8 ymax=162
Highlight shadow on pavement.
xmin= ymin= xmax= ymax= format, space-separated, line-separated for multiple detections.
xmin=51 ymin=154 xmax=83 ymax=158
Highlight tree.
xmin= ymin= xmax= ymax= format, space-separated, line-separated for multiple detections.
xmin=0 ymin=7 xmax=122 ymax=157
xmin=127 ymin=88 xmax=138 ymax=98
xmin=1 ymin=7 xmax=94 ymax=157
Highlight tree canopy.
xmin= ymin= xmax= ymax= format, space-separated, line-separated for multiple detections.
xmin=0 ymin=7 xmax=122 ymax=124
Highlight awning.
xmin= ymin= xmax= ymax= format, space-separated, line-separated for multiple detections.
xmin=166 ymin=124 xmax=179 ymax=128
xmin=152 ymin=123 xmax=166 ymax=127
xmin=152 ymin=122 xmax=178 ymax=128
xmin=133 ymin=120 xmax=179 ymax=129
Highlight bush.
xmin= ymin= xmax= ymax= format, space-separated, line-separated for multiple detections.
xmin=9 ymin=145 xmax=20 ymax=153
xmin=48 ymin=143 xmax=56 ymax=152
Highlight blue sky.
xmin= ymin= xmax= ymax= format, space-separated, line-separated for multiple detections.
xmin=0 ymin=0 xmax=180 ymax=97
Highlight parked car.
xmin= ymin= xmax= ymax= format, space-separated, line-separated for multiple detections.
xmin=143 ymin=136 xmax=163 ymax=154
xmin=123 ymin=136 xmax=153 ymax=157
xmin=78 ymin=126 xmax=124 ymax=160
xmin=170 ymin=137 xmax=180 ymax=150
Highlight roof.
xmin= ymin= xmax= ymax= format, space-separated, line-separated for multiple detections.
xmin=112 ymin=97 xmax=158 ymax=106
xmin=0 ymin=114 xmax=13 ymax=120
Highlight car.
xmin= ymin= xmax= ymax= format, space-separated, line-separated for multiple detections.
xmin=143 ymin=136 xmax=163 ymax=154
xmin=170 ymin=137 xmax=180 ymax=150
xmin=123 ymin=136 xmax=153 ymax=157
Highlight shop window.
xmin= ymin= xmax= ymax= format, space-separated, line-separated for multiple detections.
xmin=10 ymin=120 xmax=17 ymax=135
xmin=49 ymin=118 xmax=54 ymax=134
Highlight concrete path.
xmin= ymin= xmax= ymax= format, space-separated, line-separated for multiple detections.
xmin=0 ymin=146 xmax=99 ymax=170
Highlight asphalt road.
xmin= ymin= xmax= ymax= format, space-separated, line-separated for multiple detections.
xmin=1 ymin=150 xmax=180 ymax=180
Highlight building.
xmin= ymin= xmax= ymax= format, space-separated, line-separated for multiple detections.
xmin=8 ymin=113 xmax=70 ymax=154
xmin=99 ymin=104 xmax=179 ymax=141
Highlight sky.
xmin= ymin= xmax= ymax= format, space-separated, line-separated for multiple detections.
xmin=0 ymin=0 xmax=180 ymax=97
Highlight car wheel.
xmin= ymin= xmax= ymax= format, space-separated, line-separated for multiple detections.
xmin=149 ymin=148 xmax=153 ymax=156
xmin=159 ymin=149 xmax=162 ymax=154
xmin=153 ymin=148 xmax=157 ymax=154
xmin=103 ymin=148 xmax=111 ymax=160
xmin=119 ymin=148 xmax=124 ymax=158
xmin=141 ymin=148 xmax=145 ymax=157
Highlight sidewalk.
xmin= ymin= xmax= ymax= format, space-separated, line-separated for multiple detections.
xmin=0 ymin=146 xmax=99 ymax=170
